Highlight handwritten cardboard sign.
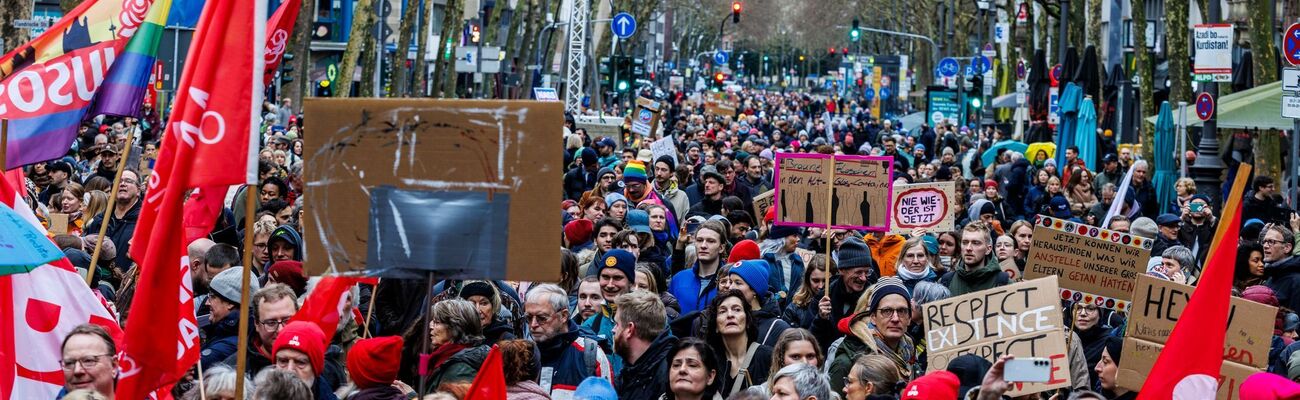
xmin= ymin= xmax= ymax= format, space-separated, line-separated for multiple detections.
xmin=1023 ymin=215 xmax=1151 ymax=305
xmin=649 ymin=136 xmax=677 ymax=166
xmin=773 ymin=153 xmax=893 ymax=231
xmin=48 ymin=213 xmax=68 ymax=235
xmin=303 ymin=99 xmax=562 ymax=281
xmin=888 ymin=181 xmax=957 ymax=234
xmin=1117 ymin=274 xmax=1276 ymax=399
xmin=923 ymin=277 xmax=1070 ymax=396
xmin=705 ymin=92 xmax=738 ymax=117
xmin=752 ymin=189 xmax=774 ymax=223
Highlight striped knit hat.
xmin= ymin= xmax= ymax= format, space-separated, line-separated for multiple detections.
xmin=623 ymin=160 xmax=648 ymax=184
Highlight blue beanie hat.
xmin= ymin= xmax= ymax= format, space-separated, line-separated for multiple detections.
xmin=599 ymin=249 xmax=637 ymax=284
xmin=605 ymin=192 xmax=628 ymax=208
xmin=575 ymin=376 xmax=618 ymax=400
xmin=729 ymin=260 xmax=770 ymax=297
xmin=920 ymin=235 xmax=939 ymax=255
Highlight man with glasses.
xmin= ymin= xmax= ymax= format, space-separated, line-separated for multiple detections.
xmin=200 ymin=266 xmax=260 ymax=368
xmin=940 ymin=223 xmax=1010 ymax=296
xmin=59 ymin=324 xmax=118 ymax=398
xmin=84 ymin=168 xmax=142 ymax=272
xmin=1263 ymin=225 xmax=1300 ymax=312
xmin=827 ymin=277 xmax=917 ymax=392
xmin=272 ymin=321 xmax=336 ymax=400
xmin=223 ymin=283 xmax=298 ymax=377
xmin=526 ymin=284 xmax=613 ymax=398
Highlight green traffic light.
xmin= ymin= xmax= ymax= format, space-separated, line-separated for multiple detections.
xmin=971 ymin=98 xmax=983 ymax=109
xmin=617 ymin=80 xmax=630 ymax=92
xmin=850 ymin=30 xmax=860 ymax=40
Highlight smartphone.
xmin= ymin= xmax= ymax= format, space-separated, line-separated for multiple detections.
xmin=687 ymin=222 xmax=701 ymax=234
xmin=1189 ymin=203 xmax=1204 ymax=213
xmin=1003 ymin=358 xmax=1052 ymax=383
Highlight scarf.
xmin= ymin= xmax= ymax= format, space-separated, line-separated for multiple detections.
xmin=895 ymin=263 xmax=934 ymax=281
xmin=421 ymin=343 xmax=468 ymax=376
xmin=949 ymin=257 xmax=999 ymax=295
xmin=851 ymin=318 xmax=918 ymax=379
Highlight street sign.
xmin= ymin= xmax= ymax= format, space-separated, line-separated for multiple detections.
xmin=1196 ymin=92 xmax=1215 ymax=121
xmin=1016 ymin=59 xmax=1026 ymax=79
xmin=714 ymin=51 xmax=729 ymax=65
xmin=1283 ymin=96 xmax=1300 ymax=118
xmin=972 ymin=56 xmax=990 ymax=75
xmin=981 ymin=43 xmax=996 ymax=58
xmin=1016 ymin=80 xmax=1028 ymax=92
xmin=995 ymin=23 xmax=1009 ymax=44
xmin=455 ymin=46 xmax=502 ymax=73
xmin=1049 ymin=87 xmax=1060 ymax=124
xmin=937 ymin=58 xmax=960 ymax=77
xmin=1193 ymin=24 xmax=1233 ymax=82
xmin=12 ymin=19 xmax=49 ymax=30
xmin=1286 ymin=24 xmax=1300 ymax=66
xmin=1050 ymin=64 xmax=1062 ymax=85
xmin=533 ymin=87 xmax=559 ymax=101
xmin=612 ymin=12 xmax=637 ymax=39
xmin=1284 ymin=68 xmax=1300 ymax=92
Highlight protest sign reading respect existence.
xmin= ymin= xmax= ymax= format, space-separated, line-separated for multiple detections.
xmin=1023 ymin=215 xmax=1151 ymax=308
xmin=1117 ymin=275 xmax=1276 ymax=399
xmin=923 ymin=277 xmax=1069 ymax=396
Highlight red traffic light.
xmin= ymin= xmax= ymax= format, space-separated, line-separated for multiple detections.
xmin=828 ymin=47 xmax=835 ymax=55
xmin=841 ymin=47 xmax=849 ymax=55
xmin=714 ymin=73 xmax=725 ymax=81
xmin=732 ymin=1 xmax=741 ymax=12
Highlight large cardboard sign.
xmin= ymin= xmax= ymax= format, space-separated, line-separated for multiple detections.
xmin=923 ymin=277 xmax=1070 ymax=396
xmin=752 ymin=189 xmax=774 ymax=223
xmin=303 ymin=99 xmax=562 ymax=281
xmin=1023 ymin=215 xmax=1151 ymax=306
xmin=773 ymin=153 xmax=893 ymax=231
xmin=649 ymin=136 xmax=677 ymax=165
xmin=888 ymin=181 xmax=957 ymax=234
xmin=630 ymin=97 xmax=662 ymax=137
xmin=1117 ymin=275 xmax=1276 ymax=399
xmin=705 ymin=92 xmax=738 ymax=117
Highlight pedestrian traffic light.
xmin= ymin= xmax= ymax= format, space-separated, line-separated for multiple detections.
xmin=850 ymin=19 xmax=861 ymax=41
xmin=969 ymin=75 xmax=984 ymax=109
xmin=828 ymin=47 xmax=836 ymax=56
xmin=315 ymin=80 xmax=332 ymax=97
xmin=469 ymin=23 xmax=481 ymax=44
xmin=732 ymin=2 xmax=741 ymax=23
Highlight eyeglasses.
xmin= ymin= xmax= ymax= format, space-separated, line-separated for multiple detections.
xmin=526 ymin=313 xmax=556 ymax=324
xmin=60 ymin=354 xmax=113 ymax=371
xmin=259 ymin=317 xmax=292 ymax=329
xmin=1077 ymin=305 xmax=1099 ymax=314
xmin=875 ymin=308 xmax=911 ymax=318
xmin=1263 ymin=239 xmax=1286 ymax=247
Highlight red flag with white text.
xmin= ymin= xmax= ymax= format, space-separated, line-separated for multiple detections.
xmin=289 ymin=277 xmax=376 ymax=340
xmin=115 ymin=0 xmax=263 ymax=394
xmin=0 ymin=171 xmax=122 ymax=399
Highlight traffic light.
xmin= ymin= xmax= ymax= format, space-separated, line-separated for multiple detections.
xmin=614 ymin=57 xmax=632 ymax=93
xmin=856 ymin=78 xmax=864 ymax=87
xmin=280 ymin=53 xmax=295 ymax=83
xmin=599 ymin=57 xmax=612 ymax=88
xmin=828 ymin=47 xmax=836 ymax=56
xmin=315 ymin=80 xmax=332 ymax=97
xmin=841 ymin=47 xmax=849 ymax=55
xmin=850 ymin=19 xmax=861 ymax=41
xmin=469 ymin=23 xmax=481 ymax=44
xmin=713 ymin=72 xmax=726 ymax=89
xmin=969 ymin=75 xmax=984 ymax=109
xmin=732 ymin=2 xmax=741 ymax=23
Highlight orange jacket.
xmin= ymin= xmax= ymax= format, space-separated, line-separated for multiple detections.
xmin=864 ymin=233 xmax=906 ymax=278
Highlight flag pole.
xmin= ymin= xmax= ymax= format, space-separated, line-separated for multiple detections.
xmin=362 ymin=278 xmax=381 ymax=338
xmin=236 ymin=0 xmax=268 ymax=393
xmin=86 ymin=132 xmax=136 ymax=286
xmin=233 ymin=179 xmax=255 ymax=398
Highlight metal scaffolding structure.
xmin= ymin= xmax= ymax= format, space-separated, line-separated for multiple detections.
xmin=564 ymin=0 xmax=590 ymax=113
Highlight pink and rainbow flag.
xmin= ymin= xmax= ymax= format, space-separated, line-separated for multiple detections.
xmin=0 ymin=0 xmax=162 ymax=169
xmin=89 ymin=0 xmax=171 ymax=117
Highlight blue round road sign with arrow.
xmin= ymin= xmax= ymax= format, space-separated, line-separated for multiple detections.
xmin=937 ymin=58 xmax=960 ymax=77
xmin=714 ymin=51 xmax=729 ymax=65
xmin=1286 ymin=23 xmax=1300 ymax=66
xmin=972 ymin=56 xmax=991 ymax=75
xmin=1196 ymin=92 xmax=1215 ymax=121
xmin=612 ymin=12 xmax=637 ymax=39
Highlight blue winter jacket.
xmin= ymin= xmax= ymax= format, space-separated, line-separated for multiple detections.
xmin=668 ymin=262 xmax=720 ymax=314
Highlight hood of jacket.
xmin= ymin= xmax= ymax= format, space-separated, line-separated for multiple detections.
xmin=268 ymin=224 xmax=304 ymax=261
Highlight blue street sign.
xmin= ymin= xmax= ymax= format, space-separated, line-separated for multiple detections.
xmin=1286 ymin=23 xmax=1300 ymax=66
xmin=880 ymin=87 xmax=891 ymax=98
xmin=937 ymin=58 xmax=960 ymax=78
xmin=972 ymin=56 xmax=991 ymax=75
xmin=864 ymin=87 xmax=875 ymax=100
xmin=714 ymin=51 xmax=729 ymax=65
xmin=964 ymin=64 xmax=974 ymax=76
xmin=612 ymin=12 xmax=637 ymax=39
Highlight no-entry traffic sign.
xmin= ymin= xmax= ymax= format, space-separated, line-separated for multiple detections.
xmin=1196 ymin=92 xmax=1215 ymax=121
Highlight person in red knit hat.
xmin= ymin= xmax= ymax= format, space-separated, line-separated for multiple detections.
xmin=272 ymin=321 xmax=337 ymax=400
xmin=728 ymin=239 xmax=762 ymax=263
xmin=267 ymin=260 xmax=307 ymax=296
xmin=346 ymin=336 xmax=414 ymax=399
xmin=899 ymin=370 xmax=960 ymax=400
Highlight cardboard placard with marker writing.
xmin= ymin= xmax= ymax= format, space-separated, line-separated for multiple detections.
xmin=923 ymin=277 xmax=1070 ymax=396
xmin=888 ymin=181 xmax=958 ymax=234
xmin=752 ymin=189 xmax=774 ymax=223
xmin=1116 ymin=274 xmax=1276 ymax=399
xmin=303 ymin=99 xmax=562 ymax=281
xmin=1023 ymin=215 xmax=1151 ymax=306
xmin=773 ymin=153 xmax=893 ymax=231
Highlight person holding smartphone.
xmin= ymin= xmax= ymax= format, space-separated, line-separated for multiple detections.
xmin=1178 ymin=194 xmax=1217 ymax=266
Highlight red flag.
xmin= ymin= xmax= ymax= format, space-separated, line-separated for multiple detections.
xmin=262 ymin=0 xmax=302 ymax=86
xmin=465 ymin=345 xmax=506 ymax=400
xmin=0 ymin=171 xmax=123 ymax=399
xmin=1137 ymin=165 xmax=1249 ymax=399
xmin=181 ymin=186 xmax=226 ymax=243
xmin=289 ymin=277 xmax=369 ymax=340
xmin=115 ymin=0 xmax=262 ymax=394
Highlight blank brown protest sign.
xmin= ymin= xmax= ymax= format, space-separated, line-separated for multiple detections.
xmin=1023 ymin=216 xmax=1150 ymax=302
xmin=922 ymin=277 xmax=1069 ymax=396
xmin=1117 ymin=274 xmax=1276 ymax=399
xmin=302 ymin=99 xmax=562 ymax=281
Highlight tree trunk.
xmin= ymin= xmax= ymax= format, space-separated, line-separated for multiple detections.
xmin=286 ymin=0 xmax=316 ymax=103
xmin=1037 ymin=6 xmax=1049 ymax=62
xmin=390 ymin=0 xmax=421 ymax=97
xmin=336 ymin=0 xmax=378 ymax=97
xmin=358 ymin=18 xmax=378 ymax=98
xmin=435 ymin=0 xmax=464 ymax=97
xmin=1250 ymin=0 xmax=1281 ymax=181
xmin=412 ymin=0 xmax=434 ymax=96
xmin=1087 ymin=0 xmax=1100 ymax=50
xmin=0 ymin=0 xmax=33 ymax=52
xmin=1069 ymin=0 xmax=1085 ymax=51
xmin=518 ymin=0 xmax=542 ymax=95
xmin=1167 ymin=0 xmax=1190 ymax=105
xmin=1133 ymin=0 xmax=1155 ymax=159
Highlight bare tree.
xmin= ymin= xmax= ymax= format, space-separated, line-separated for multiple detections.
xmin=336 ymin=0 xmax=379 ymax=96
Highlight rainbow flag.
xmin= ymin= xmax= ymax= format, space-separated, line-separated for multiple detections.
xmin=0 ymin=0 xmax=159 ymax=169
xmin=90 ymin=0 xmax=171 ymax=117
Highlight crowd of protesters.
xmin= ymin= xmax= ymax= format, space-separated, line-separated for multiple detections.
xmin=27 ymin=89 xmax=1300 ymax=400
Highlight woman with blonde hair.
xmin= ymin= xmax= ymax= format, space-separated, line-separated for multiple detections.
xmin=81 ymin=190 xmax=111 ymax=230
xmin=893 ymin=236 xmax=939 ymax=293
xmin=1168 ymin=177 xmax=1197 ymax=214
